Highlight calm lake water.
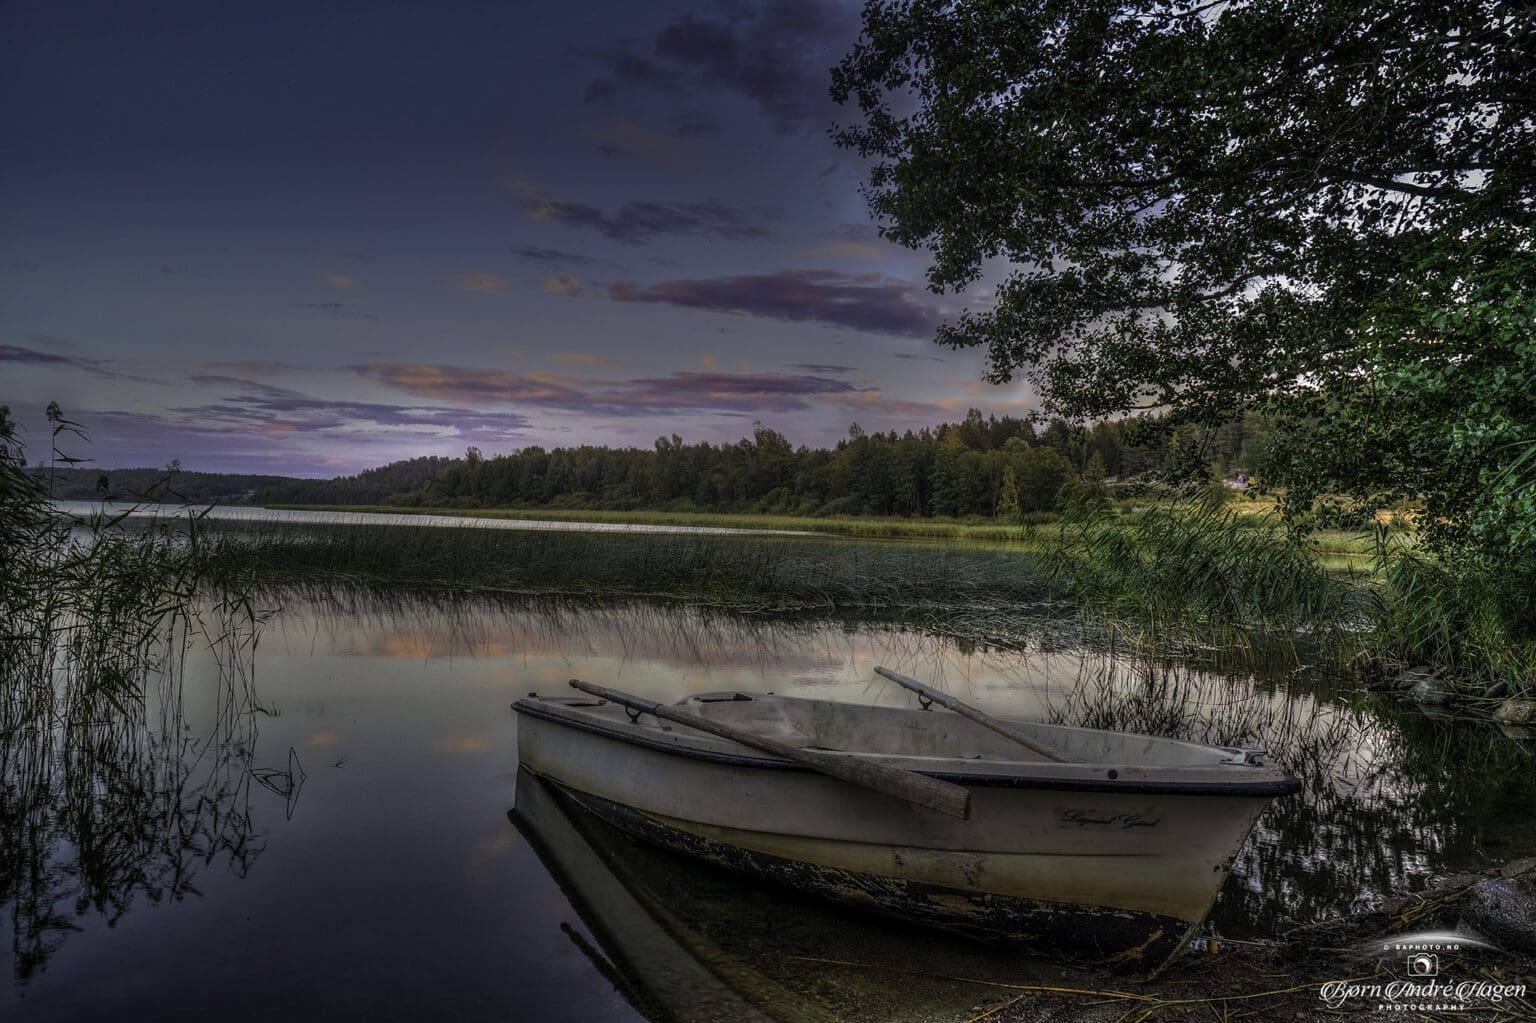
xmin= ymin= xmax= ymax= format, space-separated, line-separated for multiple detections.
xmin=4 ymin=587 xmax=1534 ymax=1021
xmin=55 ymin=500 xmax=814 ymax=536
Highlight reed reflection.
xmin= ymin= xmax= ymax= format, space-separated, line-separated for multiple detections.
xmin=0 ymin=611 xmax=301 ymax=984
xmin=274 ymin=585 xmax=1536 ymax=944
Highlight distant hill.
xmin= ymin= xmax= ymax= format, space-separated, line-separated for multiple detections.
xmin=251 ymin=456 xmax=461 ymax=505
xmin=38 ymin=466 xmax=299 ymax=504
xmin=38 ymin=455 xmax=461 ymax=506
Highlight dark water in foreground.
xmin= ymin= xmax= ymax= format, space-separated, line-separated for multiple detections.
xmin=4 ymin=590 xmax=1534 ymax=1021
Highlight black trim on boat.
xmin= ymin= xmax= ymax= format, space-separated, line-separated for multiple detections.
xmin=514 ymin=700 xmax=1304 ymax=798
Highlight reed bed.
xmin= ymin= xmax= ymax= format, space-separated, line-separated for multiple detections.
xmin=1 ymin=406 xmax=285 ymax=982
xmin=1041 ymin=502 xmax=1535 ymax=694
xmin=197 ymin=519 xmax=1056 ymax=613
xmin=205 ymin=500 xmax=1533 ymax=692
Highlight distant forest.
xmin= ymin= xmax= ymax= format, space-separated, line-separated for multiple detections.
xmin=43 ymin=411 xmax=1273 ymax=519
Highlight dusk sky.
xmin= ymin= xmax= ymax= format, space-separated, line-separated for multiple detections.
xmin=1 ymin=0 xmax=1032 ymax=476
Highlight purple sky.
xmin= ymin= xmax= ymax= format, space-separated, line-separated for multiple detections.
xmin=1 ymin=0 xmax=1034 ymax=476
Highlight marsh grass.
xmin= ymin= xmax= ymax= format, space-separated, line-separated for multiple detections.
xmin=1039 ymin=502 xmax=1534 ymax=694
xmin=1040 ymin=503 xmax=1371 ymax=664
xmin=1 ymin=406 xmax=285 ymax=981
xmin=267 ymin=501 xmax=1386 ymax=563
xmin=1372 ymin=543 xmax=1536 ymax=689
xmin=197 ymin=519 xmax=1056 ymax=614
xmin=210 ymin=499 xmax=1531 ymax=692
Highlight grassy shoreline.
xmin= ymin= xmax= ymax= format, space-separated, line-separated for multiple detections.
xmin=245 ymin=504 xmax=1531 ymax=693
xmin=263 ymin=501 xmax=1384 ymax=564
xmin=264 ymin=503 xmax=1047 ymax=541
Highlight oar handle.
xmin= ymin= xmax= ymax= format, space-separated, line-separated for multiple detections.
xmin=568 ymin=679 xmax=970 ymax=820
xmin=875 ymin=667 xmax=1072 ymax=764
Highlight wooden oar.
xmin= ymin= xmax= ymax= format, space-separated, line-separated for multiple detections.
xmin=568 ymin=679 xmax=970 ymax=820
xmin=874 ymin=667 xmax=1073 ymax=764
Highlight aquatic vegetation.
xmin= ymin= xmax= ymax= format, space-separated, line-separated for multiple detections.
xmin=1372 ymin=543 xmax=1536 ymax=691
xmin=1043 ymin=502 xmax=1535 ymax=695
xmin=194 ymin=518 xmax=1056 ymax=614
xmin=0 ymin=406 xmax=286 ymax=982
xmin=1040 ymin=503 xmax=1370 ymax=661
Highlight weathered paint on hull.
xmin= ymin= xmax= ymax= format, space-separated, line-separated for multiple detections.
xmin=514 ymin=693 xmax=1297 ymax=974
xmin=547 ymin=777 xmax=1189 ymax=972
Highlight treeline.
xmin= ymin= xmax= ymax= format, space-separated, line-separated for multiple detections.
xmin=388 ymin=410 xmax=1274 ymax=519
xmin=253 ymin=456 xmax=457 ymax=506
xmin=38 ymin=410 xmax=1275 ymax=518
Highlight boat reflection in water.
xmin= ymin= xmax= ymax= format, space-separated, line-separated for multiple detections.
xmin=509 ymin=768 xmax=1049 ymax=1023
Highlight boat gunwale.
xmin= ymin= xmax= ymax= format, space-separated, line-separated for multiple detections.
xmin=514 ymin=698 xmax=1303 ymax=798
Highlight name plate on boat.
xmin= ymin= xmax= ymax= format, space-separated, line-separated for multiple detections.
xmin=1054 ymin=808 xmax=1164 ymax=831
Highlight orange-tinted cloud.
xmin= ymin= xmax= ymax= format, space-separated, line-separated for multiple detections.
xmin=357 ymin=362 xmax=863 ymax=415
xmin=540 ymin=275 xmax=582 ymax=296
xmin=452 ymin=272 xmax=509 ymax=294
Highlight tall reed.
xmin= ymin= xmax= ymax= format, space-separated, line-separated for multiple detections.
xmin=1040 ymin=502 xmax=1369 ymax=663
xmin=1 ymin=406 xmax=279 ymax=981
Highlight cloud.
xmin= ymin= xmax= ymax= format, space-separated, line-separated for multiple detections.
xmin=892 ymin=352 xmax=947 ymax=363
xmin=607 ymin=270 xmax=938 ymax=337
xmin=451 ymin=272 xmax=510 ymax=294
xmin=547 ymin=353 xmax=621 ymax=368
xmin=292 ymin=301 xmax=377 ymax=319
xmin=323 ymin=272 xmax=359 ymax=290
xmin=512 ymin=246 xmax=622 ymax=269
xmin=507 ymin=178 xmax=771 ymax=244
xmin=790 ymin=363 xmax=857 ymax=374
xmin=825 ymin=389 xmax=962 ymax=419
xmin=57 ymin=376 xmax=537 ymax=474
xmin=357 ymin=362 xmax=862 ymax=416
xmin=669 ymin=110 xmax=720 ymax=137
xmin=795 ymin=241 xmax=888 ymax=261
xmin=0 ymin=343 xmax=115 ymax=376
xmin=167 ymin=383 xmax=533 ymax=440
xmin=582 ymin=119 xmax=695 ymax=168
xmin=583 ymin=1 xmax=859 ymax=133
xmin=357 ymin=365 xmax=587 ymax=406
xmin=1 ymin=343 xmax=82 ymax=367
xmin=203 ymin=360 xmax=306 ymax=375
xmin=540 ymin=275 xmax=582 ymax=296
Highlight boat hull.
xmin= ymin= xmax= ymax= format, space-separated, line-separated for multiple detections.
xmin=515 ymin=699 xmax=1288 ymax=974
xmin=548 ymin=778 xmax=1194 ymax=969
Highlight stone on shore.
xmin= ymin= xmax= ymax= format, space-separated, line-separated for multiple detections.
xmin=1411 ymin=674 xmax=1455 ymax=706
xmin=1492 ymin=698 xmax=1536 ymax=726
xmin=1459 ymin=875 xmax=1536 ymax=954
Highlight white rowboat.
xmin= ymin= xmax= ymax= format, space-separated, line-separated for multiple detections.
xmin=513 ymin=683 xmax=1300 ymax=973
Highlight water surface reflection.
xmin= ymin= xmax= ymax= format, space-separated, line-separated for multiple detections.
xmin=3 ymin=588 xmax=1532 ymax=1020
